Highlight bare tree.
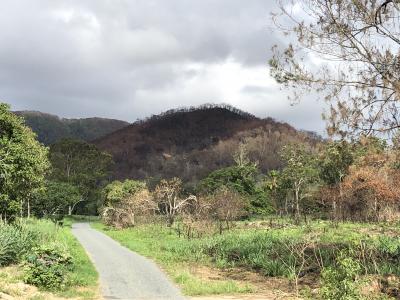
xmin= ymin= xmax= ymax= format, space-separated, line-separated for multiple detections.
xmin=210 ymin=187 xmax=247 ymax=233
xmin=154 ymin=177 xmax=197 ymax=226
xmin=271 ymin=0 xmax=400 ymax=137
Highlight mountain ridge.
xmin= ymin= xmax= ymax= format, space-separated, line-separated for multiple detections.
xmin=14 ymin=110 xmax=130 ymax=145
xmin=93 ymin=104 xmax=320 ymax=182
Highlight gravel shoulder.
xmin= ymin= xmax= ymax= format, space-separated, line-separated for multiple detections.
xmin=71 ymin=223 xmax=185 ymax=300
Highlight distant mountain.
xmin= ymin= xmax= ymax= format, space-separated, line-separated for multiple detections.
xmin=94 ymin=104 xmax=321 ymax=183
xmin=15 ymin=111 xmax=130 ymax=145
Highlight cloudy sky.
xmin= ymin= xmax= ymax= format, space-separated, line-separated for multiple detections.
xmin=1 ymin=0 xmax=325 ymax=133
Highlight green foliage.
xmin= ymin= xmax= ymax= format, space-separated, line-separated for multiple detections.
xmin=0 ymin=103 xmax=49 ymax=219
xmin=17 ymin=111 xmax=128 ymax=145
xmin=103 ymin=179 xmax=146 ymax=207
xmin=319 ymin=141 xmax=354 ymax=185
xmin=49 ymin=138 xmax=113 ymax=214
xmin=0 ymin=219 xmax=98 ymax=298
xmin=33 ymin=181 xmax=81 ymax=217
xmin=23 ymin=244 xmax=73 ymax=290
xmin=320 ymin=251 xmax=362 ymax=300
xmin=278 ymin=144 xmax=320 ymax=217
xmin=198 ymin=146 xmax=273 ymax=214
xmin=355 ymin=136 xmax=387 ymax=158
xmin=199 ymin=164 xmax=258 ymax=196
xmin=0 ymin=222 xmax=39 ymax=266
xmin=31 ymin=219 xmax=98 ymax=297
xmin=92 ymin=222 xmax=254 ymax=296
xmin=280 ymin=144 xmax=319 ymax=188
xmin=199 ymin=163 xmax=272 ymax=214
xmin=95 ymin=220 xmax=400 ymax=298
xmin=376 ymin=236 xmax=400 ymax=262
xmin=175 ymin=271 xmax=252 ymax=296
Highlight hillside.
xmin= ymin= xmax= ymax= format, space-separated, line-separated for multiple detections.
xmin=94 ymin=104 xmax=320 ymax=183
xmin=15 ymin=111 xmax=129 ymax=145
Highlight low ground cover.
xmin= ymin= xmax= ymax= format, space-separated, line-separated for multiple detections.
xmin=93 ymin=218 xmax=400 ymax=299
xmin=0 ymin=218 xmax=99 ymax=300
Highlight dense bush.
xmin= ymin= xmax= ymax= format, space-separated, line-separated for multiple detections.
xmin=102 ymin=180 xmax=156 ymax=228
xmin=0 ymin=222 xmax=39 ymax=266
xmin=23 ymin=244 xmax=73 ymax=290
xmin=320 ymin=251 xmax=362 ymax=300
xmin=198 ymin=161 xmax=272 ymax=215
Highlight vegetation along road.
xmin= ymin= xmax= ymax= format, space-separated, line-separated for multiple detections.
xmin=72 ymin=223 xmax=185 ymax=300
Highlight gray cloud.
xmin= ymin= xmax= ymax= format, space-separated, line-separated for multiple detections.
xmin=0 ymin=0 xmax=325 ymax=133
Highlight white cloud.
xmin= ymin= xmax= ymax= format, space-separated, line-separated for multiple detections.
xmin=0 ymin=0 xmax=325 ymax=133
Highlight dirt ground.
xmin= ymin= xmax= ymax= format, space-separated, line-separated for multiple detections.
xmin=187 ymin=265 xmax=300 ymax=300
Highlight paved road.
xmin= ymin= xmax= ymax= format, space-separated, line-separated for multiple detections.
xmin=72 ymin=223 xmax=185 ymax=300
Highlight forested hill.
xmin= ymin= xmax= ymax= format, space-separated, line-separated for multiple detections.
xmin=14 ymin=111 xmax=130 ymax=145
xmin=94 ymin=104 xmax=321 ymax=182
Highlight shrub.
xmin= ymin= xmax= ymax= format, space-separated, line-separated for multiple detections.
xmin=102 ymin=188 xmax=156 ymax=228
xmin=0 ymin=222 xmax=39 ymax=266
xmin=319 ymin=251 xmax=362 ymax=300
xmin=340 ymin=165 xmax=400 ymax=222
xmin=23 ymin=244 xmax=73 ymax=290
xmin=209 ymin=187 xmax=248 ymax=232
xmin=102 ymin=180 xmax=157 ymax=228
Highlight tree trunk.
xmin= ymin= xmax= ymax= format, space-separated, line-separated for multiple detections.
xmin=69 ymin=199 xmax=84 ymax=216
xmin=332 ymin=195 xmax=337 ymax=222
xmin=294 ymin=185 xmax=300 ymax=224
xmin=27 ymin=199 xmax=31 ymax=219
xmin=284 ymin=196 xmax=288 ymax=215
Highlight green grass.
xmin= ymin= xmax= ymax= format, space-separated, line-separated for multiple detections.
xmin=174 ymin=271 xmax=252 ymax=295
xmin=92 ymin=222 xmax=254 ymax=296
xmin=93 ymin=219 xmax=400 ymax=297
xmin=43 ymin=219 xmax=98 ymax=299
xmin=0 ymin=218 xmax=99 ymax=299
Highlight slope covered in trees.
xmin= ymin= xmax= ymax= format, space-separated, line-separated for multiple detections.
xmin=14 ymin=111 xmax=129 ymax=145
xmin=94 ymin=104 xmax=320 ymax=182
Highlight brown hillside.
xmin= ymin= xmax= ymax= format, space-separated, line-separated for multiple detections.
xmin=94 ymin=104 xmax=319 ymax=182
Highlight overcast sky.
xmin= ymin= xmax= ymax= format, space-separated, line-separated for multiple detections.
xmin=1 ymin=0 xmax=326 ymax=133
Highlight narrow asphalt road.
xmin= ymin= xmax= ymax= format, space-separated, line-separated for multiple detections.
xmin=72 ymin=223 xmax=185 ymax=300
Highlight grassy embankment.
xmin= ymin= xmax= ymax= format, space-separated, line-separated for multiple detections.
xmin=93 ymin=218 xmax=400 ymax=298
xmin=0 ymin=218 xmax=99 ymax=300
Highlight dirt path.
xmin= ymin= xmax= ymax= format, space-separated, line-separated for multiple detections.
xmin=71 ymin=223 xmax=185 ymax=300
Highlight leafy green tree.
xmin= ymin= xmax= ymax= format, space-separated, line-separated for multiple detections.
xmin=199 ymin=164 xmax=259 ymax=196
xmin=280 ymin=144 xmax=319 ymax=221
xmin=102 ymin=180 xmax=147 ymax=207
xmin=49 ymin=138 xmax=112 ymax=215
xmin=265 ymin=170 xmax=288 ymax=215
xmin=200 ymin=164 xmax=271 ymax=214
xmin=0 ymin=103 xmax=49 ymax=220
xmin=33 ymin=181 xmax=81 ymax=217
xmin=318 ymin=141 xmax=354 ymax=219
xmin=318 ymin=140 xmax=355 ymax=218
xmin=199 ymin=143 xmax=272 ymax=214
xmin=319 ymin=141 xmax=354 ymax=186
